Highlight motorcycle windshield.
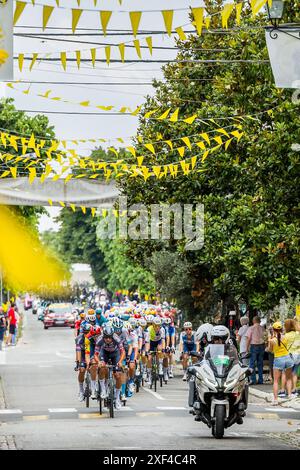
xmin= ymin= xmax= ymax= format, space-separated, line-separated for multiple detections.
xmin=204 ymin=344 xmax=239 ymax=377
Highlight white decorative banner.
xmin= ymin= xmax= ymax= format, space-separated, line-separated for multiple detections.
xmin=0 ymin=0 xmax=13 ymax=81
xmin=0 ymin=178 xmax=119 ymax=207
xmin=265 ymin=27 xmax=300 ymax=89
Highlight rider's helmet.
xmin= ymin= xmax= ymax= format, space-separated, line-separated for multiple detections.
xmin=79 ymin=312 xmax=86 ymax=319
xmin=195 ymin=323 xmax=214 ymax=343
xmin=95 ymin=308 xmax=102 ymax=315
xmin=102 ymin=324 xmax=115 ymax=338
xmin=146 ymin=314 xmax=154 ymax=324
xmin=129 ymin=317 xmax=137 ymax=328
xmin=138 ymin=318 xmax=147 ymax=328
xmin=82 ymin=323 xmax=92 ymax=333
xmin=183 ymin=321 xmax=193 ymax=329
xmin=87 ymin=313 xmax=96 ymax=323
xmin=112 ymin=317 xmax=124 ymax=332
xmin=153 ymin=317 xmax=162 ymax=326
xmin=163 ymin=317 xmax=172 ymax=325
xmin=87 ymin=308 xmax=95 ymax=315
xmin=210 ymin=325 xmax=230 ymax=344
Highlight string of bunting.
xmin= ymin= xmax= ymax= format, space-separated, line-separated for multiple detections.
xmin=0 ymin=106 xmax=275 ymax=148
xmin=14 ymin=1 xmax=273 ymax=40
xmin=0 ymin=130 xmax=244 ymax=185
xmin=6 ymin=82 xmax=271 ymax=126
xmin=0 ymin=126 xmax=243 ymax=165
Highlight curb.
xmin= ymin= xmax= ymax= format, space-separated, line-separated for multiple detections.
xmin=0 ymin=376 xmax=6 ymax=410
xmin=249 ymin=387 xmax=300 ymax=409
xmin=248 ymin=387 xmax=270 ymax=402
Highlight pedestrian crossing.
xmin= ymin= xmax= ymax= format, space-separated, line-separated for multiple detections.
xmin=0 ymin=405 xmax=299 ymax=422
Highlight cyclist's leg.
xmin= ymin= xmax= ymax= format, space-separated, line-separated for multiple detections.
xmin=112 ymin=351 xmax=122 ymax=408
xmin=89 ymin=357 xmax=98 ymax=398
xmin=99 ymin=351 xmax=109 ymax=398
xmin=182 ymin=350 xmax=189 ymax=380
xmin=78 ymin=364 xmax=86 ymax=400
xmin=128 ymin=349 xmax=137 ymax=394
xmin=156 ymin=341 xmax=164 ymax=375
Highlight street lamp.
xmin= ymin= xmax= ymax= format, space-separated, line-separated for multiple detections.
xmin=265 ymin=0 xmax=285 ymax=26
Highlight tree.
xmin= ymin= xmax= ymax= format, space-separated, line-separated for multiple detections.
xmin=117 ymin=2 xmax=300 ymax=316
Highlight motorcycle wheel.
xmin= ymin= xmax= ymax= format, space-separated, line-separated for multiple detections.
xmin=214 ymin=404 xmax=225 ymax=439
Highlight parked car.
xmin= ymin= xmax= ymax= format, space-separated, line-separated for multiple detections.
xmin=43 ymin=303 xmax=75 ymax=329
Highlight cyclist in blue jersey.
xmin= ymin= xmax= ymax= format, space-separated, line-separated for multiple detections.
xmin=95 ymin=307 xmax=109 ymax=327
xmin=179 ymin=321 xmax=199 ymax=381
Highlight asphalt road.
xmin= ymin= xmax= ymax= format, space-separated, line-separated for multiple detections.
xmin=0 ymin=311 xmax=299 ymax=450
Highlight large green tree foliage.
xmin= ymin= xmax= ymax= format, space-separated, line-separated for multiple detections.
xmin=117 ymin=2 xmax=300 ymax=314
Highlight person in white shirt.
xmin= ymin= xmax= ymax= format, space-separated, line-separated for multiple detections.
xmin=237 ymin=316 xmax=249 ymax=355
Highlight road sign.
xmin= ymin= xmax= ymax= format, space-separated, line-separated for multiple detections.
xmin=0 ymin=0 xmax=13 ymax=81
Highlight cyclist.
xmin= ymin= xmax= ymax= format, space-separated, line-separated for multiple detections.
xmin=162 ymin=315 xmax=175 ymax=378
xmin=85 ymin=326 xmax=102 ymax=399
xmin=138 ymin=317 xmax=148 ymax=380
xmin=126 ymin=320 xmax=139 ymax=396
xmin=95 ymin=324 xmax=125 ymax=410
xmin=95 ymin=307 xmax=109 ymax=327
xmin=179 ymin=321 xmax=199 ymax=381
xmin=145 ymin=316 xmax=166 ymax=385
xmin=74 ymin=309 xmax=86 ymax=337
xmin=111 ymin=317 xmax=131 ymax=400
xmin=75 ymin=323 xmax=92 ymax=401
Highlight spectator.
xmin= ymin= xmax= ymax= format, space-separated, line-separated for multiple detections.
xmin=0 ymin=308 xmax=6 ymax=351
xmin=268 ymin=321 xmax=294 ymax=405
xmin=246 ymin=316 xmax=265 ymax=385
xmin=284 ymin=319 xmax=300 ymax=397
xmin=237 ymin=316 xmax=249 ymax=361
xmin=266 ymin=325 xmax=275 ymax=384
xmin=6 ymin=302 xmax=17 ymax=347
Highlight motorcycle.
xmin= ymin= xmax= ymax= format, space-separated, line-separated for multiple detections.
xmin=187 ymin=344 xmax=252 ymax=439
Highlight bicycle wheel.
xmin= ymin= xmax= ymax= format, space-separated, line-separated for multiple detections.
xmin=98 ymin=380 xmax=102 ymax=415
xmin=85 ymin=373 xmax=90 ymax=408
xmin=109 ymin=379 xmax=114 ymax=418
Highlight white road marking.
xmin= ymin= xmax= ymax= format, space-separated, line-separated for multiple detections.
xmin=156 ymin=406 xmax=187 ymax=410
xmin=48 ymin=408 xmax=78 ymax=413
xmin=265 ymin=407 xmax=298 ymax=413
xmin=0 ymin=409 xmax=22 ymax=414
xmin=56 ymin=351 xmax=73 ymax=359
xmin=118 ymin=407 xmax=133 ymax=411
xmin=38 ymin=365 xmax=53 ymax=368
xmin=142 ymin=387 xmax=166 ymax=401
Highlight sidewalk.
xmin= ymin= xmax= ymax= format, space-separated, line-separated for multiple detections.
xmin=249 ymin=383 xmax=300 ymax=410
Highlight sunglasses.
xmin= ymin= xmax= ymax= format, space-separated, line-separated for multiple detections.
xmin=185 ymin=328 xmax=192 ymax=331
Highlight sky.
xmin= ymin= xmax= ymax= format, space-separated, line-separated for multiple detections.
xmin=2 ymin=0 xmax=204 ymax=231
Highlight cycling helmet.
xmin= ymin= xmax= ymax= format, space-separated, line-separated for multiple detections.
xmin=163 ymin=317 xmax=172 ymax=325
xmin=134 ymin=313 xmax=141 ymax=319
xmin=87 ymin=314 xmax=96 ymax=323
xmin=102 ymin=324 xmax=114 ymax=337
xmin=95 ymin=308 xmax=102 ymax=315
xmin=183 ymin=321 xmax=193 ymax=329
xmin=129 ymin=317 xmax=137 ymax=327
xmin=153 ymin=317 xmax=162 ymax=326
xmin=195 ymin=323 xmax=214 ymax=343
xmin=147 ymin=314 xmax=154 ymax=323
xmin=138 ymin=318 xmax=147 ymax=327
xmin=87 ymin=308 xmax=95 ymax=315
xmin=79 ymin=312 xmax=86 ymax=319
xmin=112 ymin=317 xmax=124 ymax=331
xmin=211 ymin=325 xmax=230 ymax=344
xmin=82 ymin=323 xmax=92 ymax=333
